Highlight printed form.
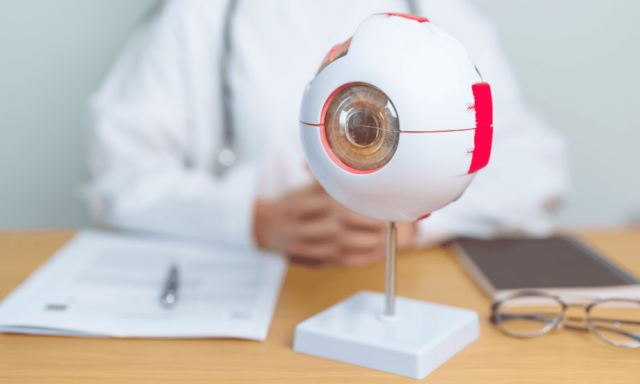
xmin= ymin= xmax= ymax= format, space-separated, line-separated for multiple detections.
xmin=0 ymin=231 xmax=287 ymax=340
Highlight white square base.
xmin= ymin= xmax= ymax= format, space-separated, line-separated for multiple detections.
xmin=293 ymin=291 xmax=479 ymax=379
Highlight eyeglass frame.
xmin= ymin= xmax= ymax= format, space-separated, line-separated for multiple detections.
xmin=489 ymin=289 xmax=640 ymax=348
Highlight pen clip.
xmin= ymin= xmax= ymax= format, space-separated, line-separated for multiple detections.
xmin=160 ymin=264 xmax=179 ymax=309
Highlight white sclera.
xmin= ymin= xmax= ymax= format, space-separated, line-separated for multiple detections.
xmin=301 ymin=123 xmax=476 ymax=221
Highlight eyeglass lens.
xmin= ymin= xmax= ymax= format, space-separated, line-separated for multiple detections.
xmin=589 ymin=300 xmax=640 ymax=347
xmin=496 ymin=294 xmax=640 ymax=347
xmin=496 ymin=296 xmax=563 ymax=336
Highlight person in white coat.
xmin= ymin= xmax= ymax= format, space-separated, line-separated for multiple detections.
xmin=86 ymin=0 xmax=567 ymax=269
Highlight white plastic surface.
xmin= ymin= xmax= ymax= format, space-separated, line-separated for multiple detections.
xmin=293 ymin=291 xmax=480 ymax=379
xmin=300 ymin=14 xmax=481 ymax=132
xmin=298 ymin=14 xmax=488 ymax=221
xmin=300 ymin=122 xmax=476 ymax=221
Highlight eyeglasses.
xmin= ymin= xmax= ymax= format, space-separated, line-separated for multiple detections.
xmin=490 ymin=290 xmax=640 ymax=348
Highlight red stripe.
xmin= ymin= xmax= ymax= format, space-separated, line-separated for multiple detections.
xmin=380 ymin=13 xmax=429 ymax=23
xmin=468 ymin=82 xmax=493 ymax=174
xmin=416 ymin=213 xmax=431 ymax=221
xmin=327 ymin=44 xmax=340 ymax=61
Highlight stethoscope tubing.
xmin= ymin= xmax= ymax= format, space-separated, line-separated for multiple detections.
xmin=214 ymin=0 xmax=420 ymax=177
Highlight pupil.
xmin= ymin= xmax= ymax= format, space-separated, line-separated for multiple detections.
xmin=346 ymin=110 xmax=379 ymax=146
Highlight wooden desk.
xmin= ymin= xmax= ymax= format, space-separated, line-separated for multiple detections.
xmin=1 ymin=230 xmax=638 ymax=383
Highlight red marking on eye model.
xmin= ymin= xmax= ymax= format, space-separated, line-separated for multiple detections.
xmin=416 ymin=213 xmax=431 ymax=221
xmin=327 ymin=45 xmax=340 ymax=61
xmin=315 ymin=38 xmax=352 ymax=79
xmin=468 ymin=82 xmax=493 ymax=174
xmin=381 ymin=13 xmax=429 ymax=23
xmin=319 ymin=83 xmax=383 ymax=175
xmin=466 ymin=102 xmax=475 ymax=113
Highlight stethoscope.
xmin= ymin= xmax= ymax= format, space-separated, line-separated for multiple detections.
xmin=214 ymin=0 xmax=421 ymax=177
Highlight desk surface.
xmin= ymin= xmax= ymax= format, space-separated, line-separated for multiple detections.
xmin=1 ymin=229 xmax=639 ymax=383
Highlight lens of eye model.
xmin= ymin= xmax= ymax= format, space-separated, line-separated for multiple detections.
xmin=324 ymin=83 xmax=399 ymax=172
xmin=346 ymin=110 xmax=380 ymax=147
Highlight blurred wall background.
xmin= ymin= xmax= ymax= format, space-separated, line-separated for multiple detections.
xmin=0 ymin=0 xmax=156 ymax=227
xmin=471 ymin=0 xmax=640 ymax=227
xmin=0 ymin=0 xmax=638 ymax=228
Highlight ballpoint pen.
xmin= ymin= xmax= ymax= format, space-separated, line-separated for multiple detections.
xmin=160 ymin=264 xmax=179 ymax=309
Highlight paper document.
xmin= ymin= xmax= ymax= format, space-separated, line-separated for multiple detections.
xmin=0 ymin=230 xmax=287 ymax=340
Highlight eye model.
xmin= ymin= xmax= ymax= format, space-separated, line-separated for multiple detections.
xmin=299 ymin=13 xmax=493 ymax=222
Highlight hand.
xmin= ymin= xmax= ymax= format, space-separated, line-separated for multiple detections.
xmin=253 ymin=183 xmax=417 ymax=269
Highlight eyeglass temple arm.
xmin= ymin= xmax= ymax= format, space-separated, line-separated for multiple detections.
xmin=493 ymin=312 xmax=640 ymax=341
xmin=556 ymin=323 xmax=640 ymax=342
xmin=491 ymin=311 xmax=640 ymax=326
xmin=591 ymin=325 xmax=640 ymax=342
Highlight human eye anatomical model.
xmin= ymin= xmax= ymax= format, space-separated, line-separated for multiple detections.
xmin=294 ymin=13 xmax=493 ymax=379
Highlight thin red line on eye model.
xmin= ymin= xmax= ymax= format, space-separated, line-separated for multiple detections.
xmin=380 ymin=13 xmax=429 ymax=23
xmin=301 ymin=121 xmax=485 ymax=134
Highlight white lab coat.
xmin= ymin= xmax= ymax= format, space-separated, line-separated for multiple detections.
xmin=86 ymin=0 xmax=567 ymax=248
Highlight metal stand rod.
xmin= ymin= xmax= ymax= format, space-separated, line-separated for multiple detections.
xmin=385 ymin=221 xmax=397 ymax=316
